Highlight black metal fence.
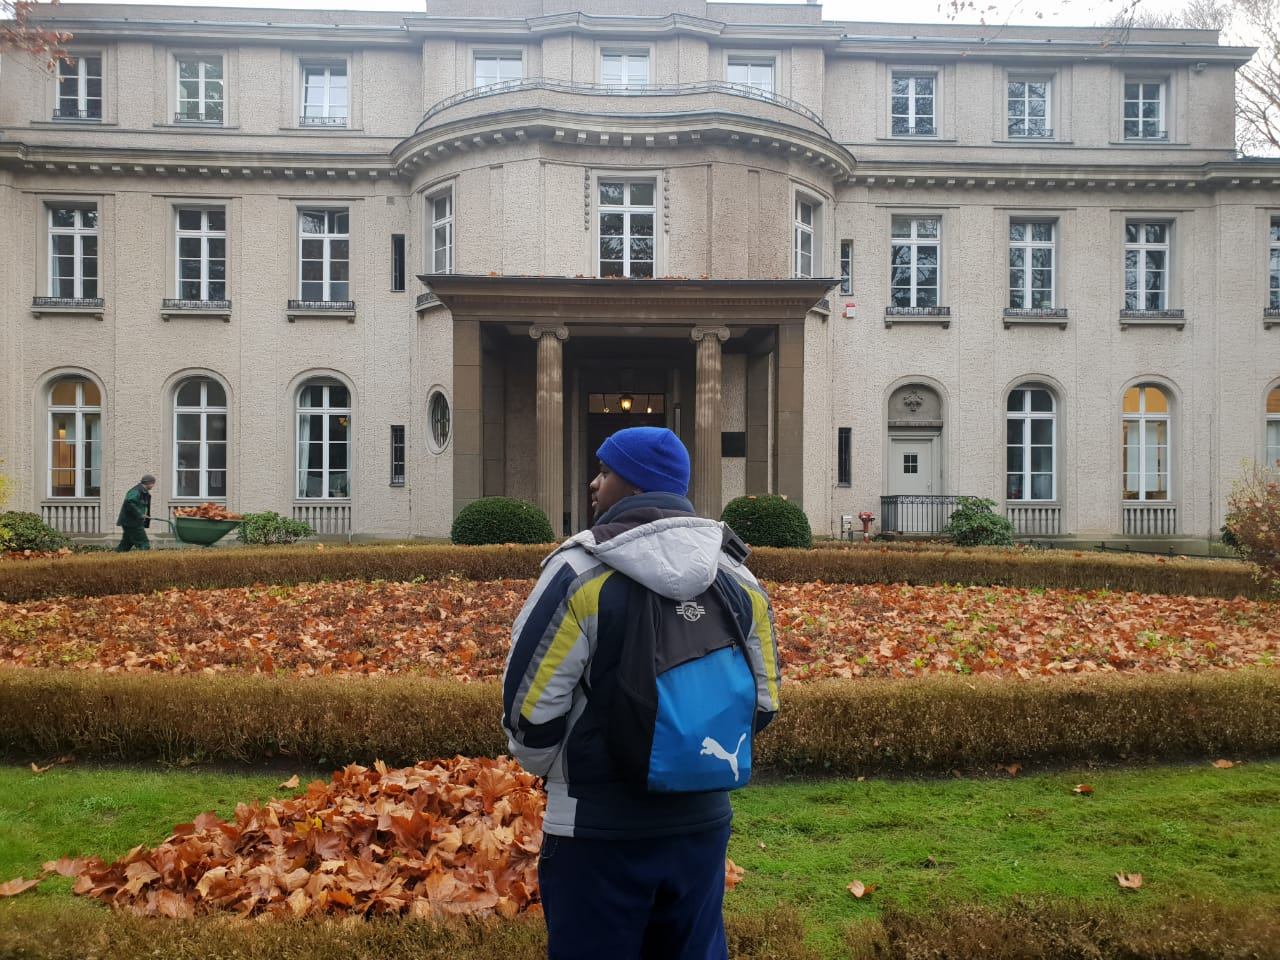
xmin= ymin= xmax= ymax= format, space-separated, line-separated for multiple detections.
xmin=879 ymin=495 xmax=962 ymax=535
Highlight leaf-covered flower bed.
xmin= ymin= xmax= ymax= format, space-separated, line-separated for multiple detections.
xmin=1 ymin=579 xmax=1276 ymax=680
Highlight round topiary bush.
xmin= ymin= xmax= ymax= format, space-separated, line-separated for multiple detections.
xmin=0 ymin=511 xmax=73 ymax=552
xmin=450 ymin=497 xmax=555 ymax=546
xmin=720 ymin=494 xmax=812 ymax=549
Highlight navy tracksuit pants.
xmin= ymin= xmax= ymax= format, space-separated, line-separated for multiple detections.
xmin=537 ymin=824 xmax=732 ymax=960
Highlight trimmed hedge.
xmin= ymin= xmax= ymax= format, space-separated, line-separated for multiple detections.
xmin=450 ymin=498 xmax=554 ymax=546
xmin=721 ymin=495 xmax=813 ymax=549
xmin=0 ymin=511 xmax=72 ymax=552
xmin=0 ymin=542 xmax=1260 ymax=603
xmin=2 ymin=669 xmax=1275 ymax=772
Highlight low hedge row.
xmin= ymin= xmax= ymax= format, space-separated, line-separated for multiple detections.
xmin=2 ymin=670 xmax=1275 ymax=772
xmin=0 ymin=541 xmax=1261 ymax=602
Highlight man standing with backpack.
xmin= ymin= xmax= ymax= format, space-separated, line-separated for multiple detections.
xmin=503 ymin=426 xmax=781 ymax=960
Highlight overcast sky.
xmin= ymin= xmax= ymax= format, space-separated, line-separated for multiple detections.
xmin=64 ymin=0 xmax=1198 ymax=29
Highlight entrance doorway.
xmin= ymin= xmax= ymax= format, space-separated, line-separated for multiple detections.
xmin=888 ymin=436 xmax=941 ymax=533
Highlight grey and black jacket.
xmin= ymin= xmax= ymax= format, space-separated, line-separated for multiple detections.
xmin=502 ymin=491 xmax=781 ymax=839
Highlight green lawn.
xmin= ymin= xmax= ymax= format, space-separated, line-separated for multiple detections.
xmin=2 ymin=761 xmax=1277 ymax=959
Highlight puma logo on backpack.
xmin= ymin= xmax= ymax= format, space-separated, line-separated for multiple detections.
xmin=700 ymin=733 xmax=748 ymax=782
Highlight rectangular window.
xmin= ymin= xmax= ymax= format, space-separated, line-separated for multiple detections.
xmin=1006 ymin=388 xmax=1056 ymax=501
xmin=176 ymin=56 xmax=223 ymax=123
xmin=1124 ymin=221 xmax=1170 ymax=310
xmin=391 ymin=234 xmax=405 ymax=291
xmin=840 ymin=239 xmax=852 ymax=295
xmin=299 ymin=209 xmax=350 ymax=302
xmin=1122 ymin=386 xmax=1170 ymax=501
xmin=301 ymin=62 xmax=347 ymax=126
xmin=55 ymin=54 xmax=102 ymax=120
xmin=1008 ymin=221 xmax=1056 ymax=309
xmin=174 ymin=378 xmax=227 ymax=499
xmin=891 ymin=73 xmax=935 ymax=136
xmin=175 ymin=208 xmax=226 ymax=301
xmin=890 ymin=216 xmax=940 ymax=308
xmin=1007 ymin=78 xmax=1050 ymax=137
xmin=48 ymin=378 xmax=102 ymax=498
xmin=1123 ymin=80 xmax=1166 ymax=140
xmin=837 ymin=427 xmax=851 ymax=486
xmin=48 ymin=205 xmax=99 ymax=299
xmin=601 ymin=51 xmax=649 ymax=88
xmin=474 ymin=53 xmax=522 ymax=87
xmin=727 ymin=57 xmax=774 ymax=93
xmin=390 ymin=424 xmax=406 ymax=486
xmin=297 ymin=381 xmax=350 ymax=499
xmin=598 ymin=178 xmax=655 ymax=278
xmin=794 ymin=197 xmax=817 ymax=278
xmin=430 ymin=192 xmax=453 ymax=274
xmin=1269 ymin=217 xmax=1279 ymax=310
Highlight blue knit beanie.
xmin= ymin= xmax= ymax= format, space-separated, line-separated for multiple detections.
xmin=597 ymin=427 xmax=690 ymax=496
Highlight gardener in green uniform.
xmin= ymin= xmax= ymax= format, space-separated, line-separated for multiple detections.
xmin=116 ymin=474 xmax=155 ymax=552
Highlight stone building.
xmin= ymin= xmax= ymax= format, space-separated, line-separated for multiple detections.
xmin=1 ymin=0 xmax=1278 ymax=543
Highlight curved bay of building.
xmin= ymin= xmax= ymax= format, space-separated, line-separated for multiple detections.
xmin=1 ymin=1 xmax=1278 ymax=544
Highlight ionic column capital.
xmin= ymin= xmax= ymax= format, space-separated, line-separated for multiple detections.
xmin=690 ymin=325 xmax=730 ymax=344
xmin=529 ymin=324 xmax=569 ymax=341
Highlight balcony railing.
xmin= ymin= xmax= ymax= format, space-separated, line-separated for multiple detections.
xmin=1119 ymin=308 xmax=1185 ymax=329
xmin=879 ymin=495 xmax=962 ymax=535
xmin=174 ymin=111 xmax=222 ymax=124
xmin=294 ymin=502 xmax=351 ymax=539
xmin=31 ymin=296 xmax=106 ymax=319
xmin=51 ymin=108 xmax=101 ymax=120
xmin=1123 ymin=502 xmax=1177 ymax=536
xmin=1006 ymin=503 xmax=1061 ymax=536
xmin=417 ymin=78 xmax=824 ymax=132
xmin=161 ymin=298 xmax=231 ymax=321
xmin=299 ymin=115 xmax=347 ymax=127
xmin=1009 ymin=127 xmax=1054 ymax=138
xmin=41 ymin=500 xmax=102 ymax=534
xmin=1264 ymin=307 xmax=1280 ymax=328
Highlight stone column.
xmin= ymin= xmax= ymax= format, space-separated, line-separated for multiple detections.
xmin=530 ymin=325 xmax=569 ymax=535
xmin=691 ymin=325 xmax=730 ymax=518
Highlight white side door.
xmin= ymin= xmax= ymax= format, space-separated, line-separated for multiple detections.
xmin=888 ymin=438 xmax=938 ymax=532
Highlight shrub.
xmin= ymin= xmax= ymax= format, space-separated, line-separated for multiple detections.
xmin=721 ymin=494 xmax=812 ymax=549
xmin=236 ymin=511 xmax=313 ymax=545
xmin=0 ymin=511 xmax=72 ymax=552
xmin=1224 ymin=460 xmax=1280 ymax=593
xmin=450 ymin=497 xmax=555 ymax=546
xmin=944 ymin=497 xmax=1015 ymax=547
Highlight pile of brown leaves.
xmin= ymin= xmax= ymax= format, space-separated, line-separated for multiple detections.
xmin=0 ymin=579 xmax=1275 ymax=681
xmin=2 ymin=757 xmax=543 ymax=919
xmin=173 ymin=503 xmax=243 ymax=520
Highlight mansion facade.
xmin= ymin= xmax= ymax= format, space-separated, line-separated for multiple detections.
xmin=2 ymin=0 xmax=1279 ymax=542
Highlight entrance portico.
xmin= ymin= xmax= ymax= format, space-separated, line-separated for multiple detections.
xmin=424 ymin=276 xmax=831 ymax=533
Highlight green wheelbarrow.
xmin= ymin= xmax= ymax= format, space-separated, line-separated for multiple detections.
xmin=153 ymin=516 xmax=243 ymax=547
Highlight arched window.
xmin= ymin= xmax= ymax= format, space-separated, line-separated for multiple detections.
xmin=1122 ymin=385 xmax=1170 ymax=500
xmin=1267 ymin=387 xmax=1280 ymax=467
xmin=297 ymin=380 xmax=350 ymax=498
xmin=174 ymin=377 xmax=227 ymax=499
xmin=1006 ymin=386 xmax=1056 ymax=500
xmin=48 ymin=377 xmax=101 ymax=498
xmin=428 ymin=389 xmax=451 ymax=453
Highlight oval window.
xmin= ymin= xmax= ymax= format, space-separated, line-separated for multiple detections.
xmin=427 ymin=389 xmax=451 ymax=453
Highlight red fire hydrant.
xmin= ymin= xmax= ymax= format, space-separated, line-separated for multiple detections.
xmin=857 ymin=511 xmax=876 ymax=542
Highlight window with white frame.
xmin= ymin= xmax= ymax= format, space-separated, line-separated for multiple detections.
xmin=890 ymin=216 xmax=940 ymax=308
xmin=1123 ymin=79 xmax=1166 ymax=140
xmin=173 ymin=377 xmax=227 ymax=499
xmin=1007 ymin=78 xmax=1050 ymax=137
xmin=429 ymin=190 xmax=453 ymax=274
xmin=300 ymin=61 xmax=347 ymax=126
xmin=55 ymin=54 xmax=102 ymax=120
xmin=840 ymin=239 xmax=852 ymax=295
xmin=48 ymin=205 xmax=99 ymax=300
xmin=727 ymin=56 xmax=774 ymax=93
xmin=1124 ymin=221 xmax=1170 ymax=310
xmin=48 ymin=377 xmax=102 ymax=498
xmin=1269 ymin=217 xmax=1279 ymax=310
xmin=890 ymin=72 xmax=936 ymax=136
xmin=1122 ymin=385 xmax=1170 ymax=500
xmin=1009 ymin=221 xmax=1056 ymax=309
xmin=176 ymin=208 xmax=226 ymax=301
xmin=794 ymin=195 xmax=820 ymax=278
xmin=176 ymin=55 xmax=223 ymax=123
xmin=1267 ymin=387 xmax=1280 ymax=466
xmin=598 ymin=179 xmax=655 ymax=278
xmin=1006 ymin=387 xmax=1056 ymax=501
xmin=601 ymin=51 xmax=649 ymax=88
xmin=299 ymin=209 xmax=349 ymax=302
xmin=474 ymin=52 xmax=521 ymax=88
xmin=297 ymin=380 xmax=350 ymax=499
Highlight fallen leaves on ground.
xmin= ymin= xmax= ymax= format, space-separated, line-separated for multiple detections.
xmin=1116 ymin=872 xmax=1144 ymax=890
xmin=4 ymin=757 xmax=545 ymax=919
xmin=1 ymin=579 xmax=1276 ymax=681
xmin=848 ymin=879 xmax=879 ymax=898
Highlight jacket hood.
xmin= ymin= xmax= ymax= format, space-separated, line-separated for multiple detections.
xmin=548 ymin=493 xmax=726 ymax=600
